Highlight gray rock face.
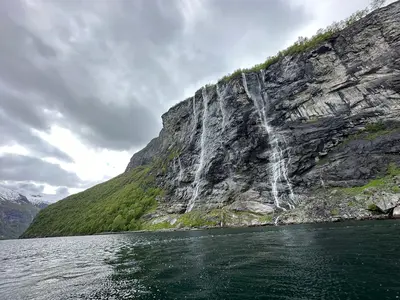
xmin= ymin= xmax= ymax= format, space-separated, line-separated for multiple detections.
xmin=374 ymin=193 xmax=400 ymax=213
xmin=393 ymin=206 xmax=400 ymax=217
xmin=0 ymin=187 xmax=43 ymax=239
xmin=0 ymin=202 xmax=39 ymax=239
xmin=126 ymin=2 xmax=400 ymax=219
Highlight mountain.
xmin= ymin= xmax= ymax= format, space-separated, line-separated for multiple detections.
xmin=22 ymin=1 xmax=400 ymax=238
xmin=0 ymin=186 xmax=49 ymax=239
xmin=26 ymin=194 xmax=53 ymax=209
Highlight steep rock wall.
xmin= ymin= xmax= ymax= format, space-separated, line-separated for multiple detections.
xmin=126 ymin=1 xmax=400 ymax=221
xmin=22 ymin=2 xmax=400 ymax=238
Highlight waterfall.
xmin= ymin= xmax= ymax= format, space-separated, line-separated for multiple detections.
xmin=186 ymin=87 xmax=209 ymax=212
xmin=242 ymin=72 xmax=295 ymax=210
xmin=320 ymin=170 xmax=325 ymax=188
xmin=172 ymin=158 xmax=177 ymax=174
xmin=216 ymin=83 xmax=227 ymax=130
xmin=274 ymin=215 xmax=280 ymax=226
xmin=190 ymin=96 xmax=198 ymax=143
xmin=260 ymin=69 xmax=265 ymax=85
xmin=178 ymin=157 xmax=184 ymax=182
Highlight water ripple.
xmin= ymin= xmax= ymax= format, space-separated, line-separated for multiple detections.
xmin=1 ymin=220 xmax=400 ymax=299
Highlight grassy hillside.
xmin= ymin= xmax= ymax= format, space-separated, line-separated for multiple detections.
xmin=21 ymin=164 xmax=164 ymax=238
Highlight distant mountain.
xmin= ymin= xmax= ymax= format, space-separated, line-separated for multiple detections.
xmin=26 ymin=194 xmax=52 ymax=209
xmin=0 ymin=186 xmax=49 ymax=239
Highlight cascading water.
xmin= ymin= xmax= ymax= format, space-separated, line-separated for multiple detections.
xmin=260 ymin=69 xmax=266 ymax=86
xmin=172 ymin=158 xmax=177 ymax=174
xmin=216 ymin=83 xmax=227 ymax=130
xmin=242 ymin=72 xmax=295 ymax=210
xmin=186 ymin=87 xmax=209 ymax=212
xmin=178 ymin=157 xmax=184 ymax=182
xmin=189 ymin=96 xmax=198 ymax=143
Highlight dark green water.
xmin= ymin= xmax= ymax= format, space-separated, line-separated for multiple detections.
xmin=1 ymin=220 xmax=400 ymax=300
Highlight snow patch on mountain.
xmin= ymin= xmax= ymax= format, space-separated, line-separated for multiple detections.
xmin=26 ymin=194 xmax=53 ymax=208
xmin=0 ymin=186 xmax=26 ymax=203
xmin=0 ymin=185 xmax=52 ymax=207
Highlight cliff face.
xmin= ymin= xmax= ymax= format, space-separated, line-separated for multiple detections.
xmin=125 ymin=1 xmax=400 ymax=226
xmin=0 ymin=187 xmax=42 ymax=239
xmin=22 ymin=2 xmax=400 ymax=238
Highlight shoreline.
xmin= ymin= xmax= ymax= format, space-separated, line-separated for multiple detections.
xmin=18 ymin=213 xmax=396 ymax=240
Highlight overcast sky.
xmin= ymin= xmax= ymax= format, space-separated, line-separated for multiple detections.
xmin=0 ymin=0 xmax=387 ymax=202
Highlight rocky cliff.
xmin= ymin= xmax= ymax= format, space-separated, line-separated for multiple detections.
xmin=0 ymin=187 xmax=45 ymax=239
xmin=22 ymin=2 xmax=400 ymax=238
xmin=125 ymin=1 xmax=400 ymax=227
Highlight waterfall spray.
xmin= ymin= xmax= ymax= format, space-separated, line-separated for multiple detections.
xmin=216 ymin=83 xmax=227 ymax=130
xmin=178 ymin=157 xmax=183 ymax=182
xmin=242 ymin=72 xmax=295 ymax=210
xmin=187 ymin=87 xmax=209 ymax=212
xmin=189 ymin=96 xmax=198 ymax=144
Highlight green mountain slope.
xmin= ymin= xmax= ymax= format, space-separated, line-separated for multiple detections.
xmin=21 ymin=164 xmax=164 ymax=238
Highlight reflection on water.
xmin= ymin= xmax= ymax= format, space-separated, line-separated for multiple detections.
xmin=1 ymin=221 xmax=400 ymax=300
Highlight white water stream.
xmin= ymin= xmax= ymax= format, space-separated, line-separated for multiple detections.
xmin=189 ymin=96 xmax=198 ymax=143
xmin=216 ymin=83 xmax=227 ymax=130
xmin=178 ymin=157 xmax=183 ymax=183
xmin=186 ymin=87 xmax=209 ymax=212
xmin=242 ymin=72 xmax=295 ymax=210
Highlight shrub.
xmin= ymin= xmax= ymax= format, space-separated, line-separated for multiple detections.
xmin=392 ymin=186 xmax=400 ymax=193
xmin=387 ymin=163 xmax=400 ymax=177
xmin=331 ymin=208 xmax=339 ymax=216
xmin=367 ymin=203 xmax=380 ymax=212
xmin=365 ymin=122 xmax=386 ymax=133
xmin=177 ymin=211 xmax=218 ymax=227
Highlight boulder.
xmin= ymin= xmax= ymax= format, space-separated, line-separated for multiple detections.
xmin=392 ymin=206 xmax=400 ymax=218
xmin=372 ymin=194 xmax=400 ymax=213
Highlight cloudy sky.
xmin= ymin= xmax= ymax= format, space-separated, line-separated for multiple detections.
xmin=0 ymin=0 xmax=388 ymax=202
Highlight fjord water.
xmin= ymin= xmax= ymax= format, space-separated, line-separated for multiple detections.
xmin=1 ymin=221 xmax=400 ymax=300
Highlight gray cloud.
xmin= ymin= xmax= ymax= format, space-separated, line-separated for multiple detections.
xmin=0 ymin=181 xmax=71 ymax=203
xmin=0 ymin=0 xmax=309 ymax=152
xmin=0 ymin=0 xmax=314 ymax=196
xmin=55 ymin=186 xmax=69 ymax=195
xmin=0 ymin=154 xmax=83 ymax=187
xmin=0 ymin=110 xmax=74 ymax=162
xmin=0 ymin=182 xmax=45 ymax=195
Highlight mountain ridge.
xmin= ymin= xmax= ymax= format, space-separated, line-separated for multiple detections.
xmin=0 ymin=186 xmax=49 ymax=239
xmin=22 ymin=1 xmax=400 ymax=238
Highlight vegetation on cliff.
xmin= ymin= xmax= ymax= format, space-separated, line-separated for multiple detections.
xmin=220 ymin=0 xmax=386 ymax=83
xmin=343 ymin=122 xmax=400 ymax=144
xmin=340 ymin=163 xmax=400 ymax=196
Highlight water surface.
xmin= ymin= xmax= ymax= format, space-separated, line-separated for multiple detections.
xmin=1 ymin=220 xmax=400 ymax=299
